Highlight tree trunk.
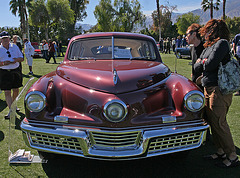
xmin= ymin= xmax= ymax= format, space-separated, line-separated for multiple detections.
xmin=23 ymin=2 xmax=30 ymax=40
xmin=45 ymin=25 xmax=49 ymax=41
xmin=223 ymin=0 xmax=226 ymax=20
xmin=210 ymin=0 xmax=213 ymax=19
xmin=156 ymin=0 xmax=161 ymax=41
xmin=20 ymin=0 xmax=27 ymax=40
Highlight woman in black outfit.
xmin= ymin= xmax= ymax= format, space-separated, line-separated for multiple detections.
xmin=194 ymin=19 xmax=239 ymax=168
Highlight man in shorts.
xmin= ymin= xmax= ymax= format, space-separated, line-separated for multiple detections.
xmin=0 ymin=31 xmax=24 ymax=119
xmin=23 ymin=38 xmax=35 ymax=75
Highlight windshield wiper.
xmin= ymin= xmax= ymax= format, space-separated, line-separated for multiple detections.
xmin=130 ymin=57 xmax=150 ymax=60
xmin=73 ymin=57 xmax=97 ymax=61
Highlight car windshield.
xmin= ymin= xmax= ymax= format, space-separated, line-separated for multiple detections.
xmin=68 ymin=36 xmax=157 ymax=61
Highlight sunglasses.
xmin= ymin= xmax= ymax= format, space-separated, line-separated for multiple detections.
xmin=186 ymin=31 xmax=193 ymax=36
xmin=6 ymin=51 xmax=11 ymax=57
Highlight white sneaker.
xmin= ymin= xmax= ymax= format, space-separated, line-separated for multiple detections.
xmin=4 ymin=112 xmax=10 ymax=119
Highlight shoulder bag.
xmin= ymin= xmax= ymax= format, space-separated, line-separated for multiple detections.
xmin=218 ymin=49 xmax=240 ymax=95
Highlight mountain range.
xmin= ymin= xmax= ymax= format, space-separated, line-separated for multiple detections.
xmin=78 ymin=0 xmax=240 ymax=32
xmin=172 ymin=0 xmax=240 ymax=24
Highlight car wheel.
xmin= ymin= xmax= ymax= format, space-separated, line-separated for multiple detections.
xmin=176 ymin=52 xmax=182 ymax=59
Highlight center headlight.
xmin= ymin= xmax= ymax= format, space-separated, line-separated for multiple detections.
xmin=103 ymin=100 xmax=128 ymax=122
xmin=25 ymin=91 xmax=46 ymax=112
xmin=184 ymin=91 xmax=205 ymax=112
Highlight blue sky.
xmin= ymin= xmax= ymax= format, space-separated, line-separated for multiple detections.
xmin=0 ymin=0 xmax=202 ymax=27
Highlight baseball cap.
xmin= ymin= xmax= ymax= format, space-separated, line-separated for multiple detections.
xmin=0 ymin=31 xmax=10 ymax=39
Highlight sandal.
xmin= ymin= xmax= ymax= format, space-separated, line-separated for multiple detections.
xmin=215 ymin=157 xmax=239 ymax=168
xmin=203 ymin=152 xmax=226 ymax=160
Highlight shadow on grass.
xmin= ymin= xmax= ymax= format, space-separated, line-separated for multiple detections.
xmin=0 ymin=131 xmax=4 ymax=142
xmin=23 ymin=73 xmax=42 ymax=79
xmin=40 ymin=141 xmax=240 ymax=178
xmin=0 ymin=98 xmax=7 ymax=112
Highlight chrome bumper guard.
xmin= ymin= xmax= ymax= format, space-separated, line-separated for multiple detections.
xmin=21 ymin=120 xmax=208 ymax=160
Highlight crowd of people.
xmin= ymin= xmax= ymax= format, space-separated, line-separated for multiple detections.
xmin=158 ymin=35 xmax=188 ymax=54
xmin=0 ymin=18 xmax=240 ymax=168
xmin=40 ymin=39 xmax=64 ymax=63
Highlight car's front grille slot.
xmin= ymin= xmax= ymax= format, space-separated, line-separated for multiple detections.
xmin=148 ymin=131 xmax=202 ymax=153
xmin=29 ymin=132 xmax=82 ymax=153
xmin=90 ymin=131 xmax=142 ymax=148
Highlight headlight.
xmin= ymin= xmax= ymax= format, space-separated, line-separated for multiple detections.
xmin=103 ymin=100 xmax=128 ymax=122
xmin=184 ymin=91 xmax=205 ymax=112
xmin=25 ymin=91 xmax=46 ymax=112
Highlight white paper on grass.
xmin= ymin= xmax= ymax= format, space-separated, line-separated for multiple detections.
xmin=8 ymin=77 xmax=47 ymax=164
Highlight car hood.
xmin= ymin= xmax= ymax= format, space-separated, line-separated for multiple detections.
xmin=56 ymin=60 xmax=170 ymax=93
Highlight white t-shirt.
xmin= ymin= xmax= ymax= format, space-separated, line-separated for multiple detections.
xmin=0 ymin=43 xmax=23 ymax=69
xmin=43 ymin=43 xmax=49 ymax=50
xmin=24 ymin=41 xmax=35 ymax=58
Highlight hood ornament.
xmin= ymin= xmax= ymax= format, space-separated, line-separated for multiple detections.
xmin=113 ymin=68 xmax=118 ymax=85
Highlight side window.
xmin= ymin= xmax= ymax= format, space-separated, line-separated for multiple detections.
xmin=69 ymin=42 xmax=84 ymax=60
xmin=138 ymin=42 xmax=156 ymax=59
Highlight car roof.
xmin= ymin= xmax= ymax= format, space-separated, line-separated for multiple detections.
xmin=71 ymin=32 xmax=155 ymax=42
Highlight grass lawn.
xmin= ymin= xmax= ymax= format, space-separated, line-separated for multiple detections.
xmin=0 ymin=54 xmax=239 ymax=177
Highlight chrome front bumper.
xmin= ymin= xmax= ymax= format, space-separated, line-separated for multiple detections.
xmin=21 ymin=120 xmax=208 ymax=160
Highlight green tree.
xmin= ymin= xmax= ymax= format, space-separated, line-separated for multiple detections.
xmin=29 ymin=0 xmax=74 ymax=40
xmin=175 ymin=12 xmax=200 ymax=35
xmin=0 ymin=27 xmax=22 ymax=38
xmin=140 ymin=28 xmax=159 ymax=41
xmin=94 ymin=0 xmax=114 ymax=32
xmin=47 ymin=0 xmax=74 ymax=24
xmin=201 ymin=0 xmax=220 ymax=19
xmin=152 ymin=3 xmax=177 ymax=39
xmin=113 ymin=0 xmax=145 ymax=32
xmin=94 ymin=0 xmax=145 ymax=32
xmin=29 ymin=0 xmax=49 ymax=39
xmin=225 ymin=16 xmax=240 ymax=38
xmin=68 ymin=0 xmax=89 ymax=37
xmin=9 ymin=0 xmax=32 ymax=39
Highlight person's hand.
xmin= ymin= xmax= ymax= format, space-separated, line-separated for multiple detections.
xmin=196 ymin=58 xmax=202 ymax=63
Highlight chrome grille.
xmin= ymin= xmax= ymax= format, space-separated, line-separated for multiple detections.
xmin=90 ymin=131 xmax=142 ymax=148
xmin=148 ymin=131 xmax=202 ymax=153
xmin=29 ymin=132 xmax=82 ymax=153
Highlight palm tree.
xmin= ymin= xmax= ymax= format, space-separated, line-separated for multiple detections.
xmin=201 ymin=0 xmax=220 ymax=19
xmin=223 ymin=0 xmax=226 ymax=20
xmin=9 ymin=0 xmax=31 ymax=39
xmin=156 ymin=0 xmax=161 ymax=41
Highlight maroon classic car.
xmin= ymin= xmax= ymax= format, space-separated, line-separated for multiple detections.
xmin=21 ymin=32 xmax=208 ymax=160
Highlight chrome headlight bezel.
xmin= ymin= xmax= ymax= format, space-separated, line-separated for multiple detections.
xmin=103 ymin=99 xmax=128 ymax=123
xmin=184 ymin=90 xmax=205 ymax=112
xmin=25 ymin=91 xmax=46 ymax=112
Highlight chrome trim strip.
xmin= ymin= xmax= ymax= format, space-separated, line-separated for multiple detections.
xmin=21 ymin=120 xmax=208 ymax=160
xmin=162 ymin=116 xmax=176 ymax=123
xmin=112 ymin=36 xmax=114 ymax=58
xmin=113 ymin=68 xmax=118 ymax=85
xmin=54 ymin=116 xmax=69 ymax=123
